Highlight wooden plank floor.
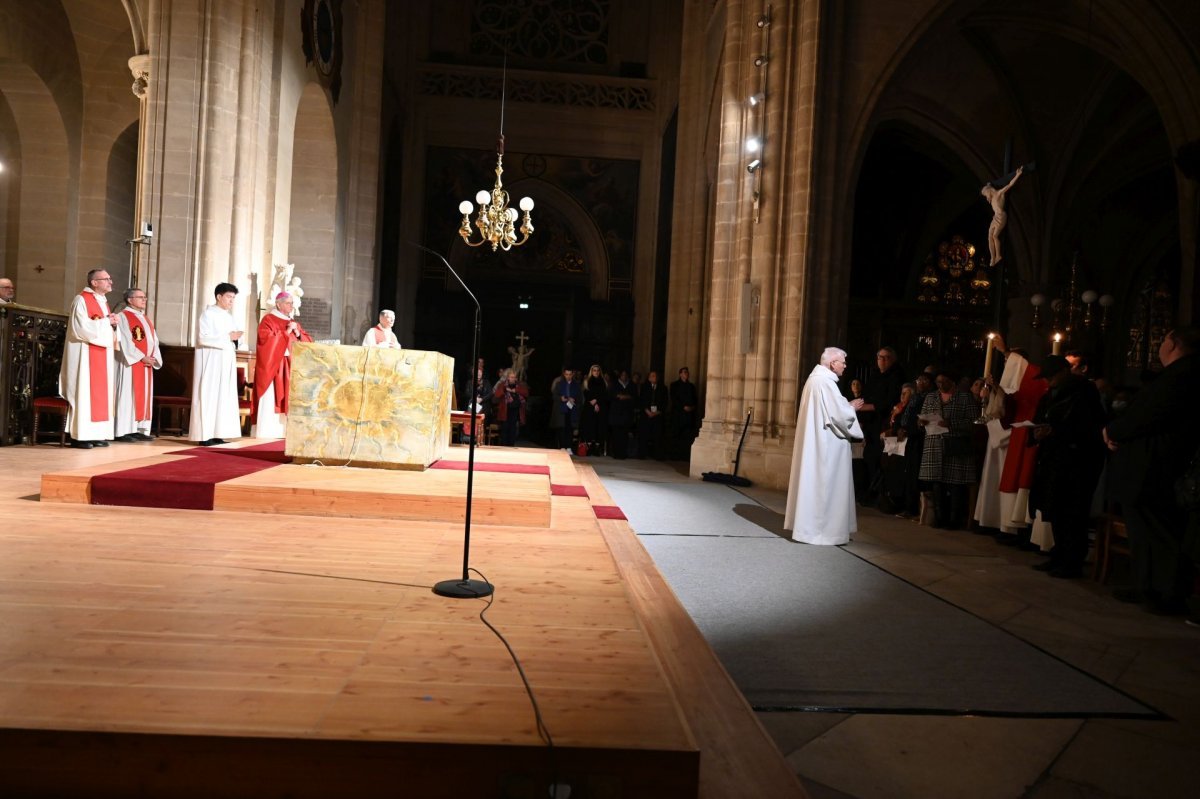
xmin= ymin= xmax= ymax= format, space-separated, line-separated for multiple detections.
xmin=1 ymin=438 xmax=804 ymax=798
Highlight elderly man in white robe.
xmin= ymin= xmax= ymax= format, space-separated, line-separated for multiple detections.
xmin=189 ymin=282 xmax=244 ymax=446
xmin=361 ymin=309 xmax=401 ymax=348
xmin=61 ymin=269 xmax=119 ymax=449
xmin=784 ymin=347 xmax=866 ymax=545
xmin=114 ymin=287 xmax=162 ymax=441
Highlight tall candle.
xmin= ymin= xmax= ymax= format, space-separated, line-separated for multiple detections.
xmin=983 ymin=333 xmax=995 ymax=377
xmin=1052 ymin=333 xmax=1062 ymax=356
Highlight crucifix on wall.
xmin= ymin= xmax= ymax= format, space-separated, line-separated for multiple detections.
xmin=508 ymin=330 xmax=535 ymax=383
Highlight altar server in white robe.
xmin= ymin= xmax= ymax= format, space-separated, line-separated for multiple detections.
xmin=361 ymin=309 xmax=402 ymax=348
xmin=114 ymin=287 xmax=162 ymax=441
xmin=61 ymin=269 xmax=119 ymax=448
xmin=189 ymin=282 xmax=244 ymax=445
xmin=785 ymin=347 xmax=866 ymax=544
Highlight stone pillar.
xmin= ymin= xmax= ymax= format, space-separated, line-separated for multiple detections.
xmin=684 ymin=0 xmax=826 ymax=490
xmin=139 ymin=0 xmax=279 ymax=345
xmin=128 ymin=54 xmax=151 ymax=289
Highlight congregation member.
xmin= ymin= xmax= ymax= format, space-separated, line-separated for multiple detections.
xmin=918 ymin=371 xmax=976 ymax=530
xmin=1027 ymin=355 xmax=1107 ymax=578
xmin=607 ymin=370 xmax=636 ymax=460
xmin=61 ymin=269 xmax=119 ymax=449
xmin=1105 ymin=327 xmax=1200 ymax=614
xmin=113 ymin=287 xmax=161 ymax=442
xmin=492 ymin=368 xmax=529 ymax=446
xmin=0 ymin=276 xmax=14 ymax=304
xmin=579 ymin=364 xmax=608 ymax=455
xmin=858 ymin=346 xmax=906 ymax=503
xmin=784 ymin=347 xmax=864 ymax=545
xmin=876 ymin=381 xmax=915 ymax=513
xmin=362 ymin=309 xmax=401 ymax=348
xmin=669 ymin=366 xmax=698 ymax=459
xmin=459 ymin=364 xmax=493 ymax=444
xmin=973 ymin=373 xmax=1014 ymax=530
xmin=897 ymin=372 xmax=933 ymax=517
xmin=553 ymin=367 xmax=581 ymax=451
xmin=637 ymin=369 xmax=667 ymax=460
xmin=252 ymin=291 xmax=313 ymax=438
xmin=189 ymin=282 xmax=243 ymax=446
xmin=991 ymin=336 xmax=1047 ymax=548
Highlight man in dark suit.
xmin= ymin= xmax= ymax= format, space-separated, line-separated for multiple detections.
xmin=669 ymin=367 xmax=699 ymax=459
xmin=859 ymin=346 xmax=906 ymax=503
xmin=1105 ymin=327 xmax=1200 ymax=614
xmin=637 ymin=370 xmax=668 ymax=459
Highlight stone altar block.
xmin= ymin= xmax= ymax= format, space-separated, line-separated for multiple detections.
xmin=285 ymin=342 xmax=453 ymax=470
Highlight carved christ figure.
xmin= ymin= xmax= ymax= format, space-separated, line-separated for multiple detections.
xmin=981 ymin=165 xmax=1023 ymax=266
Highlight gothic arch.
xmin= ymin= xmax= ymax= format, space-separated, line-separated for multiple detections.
xmin=104 ymin=120 xmax=139 ymax=289
xmin=287 ymin=81 xmax=338 ymax=335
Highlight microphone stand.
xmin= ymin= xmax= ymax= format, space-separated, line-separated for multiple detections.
xmin=414 ymin=244 xmax=494 ymax=599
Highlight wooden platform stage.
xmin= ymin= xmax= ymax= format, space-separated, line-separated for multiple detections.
xmin=2 ymin=439 xmax=805 ymax=798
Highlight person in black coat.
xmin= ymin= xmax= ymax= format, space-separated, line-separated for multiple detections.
xmin=669 ymin=367 xmax=699 ymax=459
xmin=859 ymin=346 xmax=906 ymax=501
xmin=1105 ymin=327 xmax=1200 ymax=613
xmin=578 ymin=364 xmax=608 ymax=454
xmin=607 ymin=370 xmax=636 ymax=459
xmin=637 ymin=370 xmax=668 ymax=459
xmin=1028 ymin=356 xmax=1108 ymax=578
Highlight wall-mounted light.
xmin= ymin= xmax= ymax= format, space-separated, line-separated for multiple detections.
xmin=0 ymin=160 xmax=6 ymax=173
xmin=746 ymin=137 xmax=761 ymax=154
xmin=748 ymin=92 xmax=765 ymax=106
xmin=756 ymin=13 xmax=771 ymax=28
xmin=747 ymin=159 xmax=762 ymax=174
xmin=518 ymin=301 xmax=530 ymax=310
xmin=753 ymin=54 xmax=768 ymax=67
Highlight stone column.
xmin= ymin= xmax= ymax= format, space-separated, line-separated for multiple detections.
xmin=128 ymin=53 xmax=151 ymax=289
xmin=138 ymin=0 xmax=279 ymax=345
xmin=684 ymin=0 xmax=826 ymax=490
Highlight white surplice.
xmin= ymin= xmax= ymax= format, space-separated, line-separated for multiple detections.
xmin=361 ymin=325 xmax=401 ymax=348
xmin=60 ymin=289 xmax=115 ymax=441
xmin=188 ymin=304 xmax=241 ymax=441
xmin=114 ymin=308 xmax=162 ymax=437
xmin=973 ymin=418 xmax=1011 ymax=528
xmin=784 ymin=364 xmax=865 ymax=545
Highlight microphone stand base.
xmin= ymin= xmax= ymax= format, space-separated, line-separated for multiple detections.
xmin=432 ymin=578 xmax=495 ymax=599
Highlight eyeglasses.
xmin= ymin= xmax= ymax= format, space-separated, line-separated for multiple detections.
xmin=94 ymin=277 xmax=113 ymax=282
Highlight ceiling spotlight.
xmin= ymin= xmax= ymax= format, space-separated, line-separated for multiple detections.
xmin=747 ymin=159 xmax=762 ymax=174
xmin=746 ymin=137 xmax=761 ymax=154
xmin=748 ymin=92 xmax=765 ymax=106
xmin=753 ymin=54 xmax=768 ymax=67
xmin=756 ymin=14 xmax=771 ymax=28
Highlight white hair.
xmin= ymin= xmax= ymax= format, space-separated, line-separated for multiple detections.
xmin=379 ymin=309 xmax=395 ymax=319
xmin=819 ymin=347 xmax=847 ymax=367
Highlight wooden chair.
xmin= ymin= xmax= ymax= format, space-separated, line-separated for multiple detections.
xmin=237 ymin=366 xmax=253 ymax=435
xmin=1092 ymin=512 xmax=1129 ymax=583
xmin=153 ymin=396 xmax=191 ymax=436
xmin=30 ymin=396 xmax=69 ymax=446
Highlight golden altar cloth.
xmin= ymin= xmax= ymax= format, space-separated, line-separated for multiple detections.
xmin=285 ymin=342 xmax=453 ymax=470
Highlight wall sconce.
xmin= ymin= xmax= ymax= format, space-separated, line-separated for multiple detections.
xmin=756 ymin=13 xmax=771 ymax=28
xmin=748 ymin=92 xmax=765 ymax=106
xmin=747 ymin=159 xmax=762 ymax=173
xmin=753 ymin=54 xmax=768 ymax=67
xmin=746 ymin=137 xmax=761 ymax=154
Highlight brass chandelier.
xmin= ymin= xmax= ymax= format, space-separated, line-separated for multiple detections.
xmin=456 ymin=60 xmax=534 ymax=251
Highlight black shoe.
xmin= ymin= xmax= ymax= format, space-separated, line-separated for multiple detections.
xmin=1050 ymin=566 xmax=1084 ymax=579
xmin=1112 ymin=587 xmax=1143 ymax=604
xmin=1032 ymin=560 xmax=1057 ymax=572
xmin=198 ymin=439 xmax=218 ymax=447
xmin=114 ymin=434 xmax=138 ymax=442
xmin=132 ymin=432 xmax=156 ymax=441
xmin=92 ymin=440 xmax=109 ymax=447
xmin=210 ymin=438 xmax=226 ymax=445
xmin=69 ymin=440 xmax=93 ymax=450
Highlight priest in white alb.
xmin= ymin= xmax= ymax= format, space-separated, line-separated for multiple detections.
xmin=60 ymin=268 xmax=119 ymax=449
xmin=114 ymin=287 xmax=162 ymax=441
xmin=784 ymin=347 xmax=866 ymax=545
xmin=362 ymin=309 xmax=401 ymax=348
xmin=189 ymin=282 xmax=244 ymax=446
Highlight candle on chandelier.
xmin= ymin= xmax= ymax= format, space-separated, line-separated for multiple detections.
xmin=1052 ymin=333 xmax=1062 ymax=356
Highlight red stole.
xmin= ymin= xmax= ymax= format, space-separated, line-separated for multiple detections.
xmin=123 ymin=309 xmax=154 ymax=421
xmin=373 ymin=326 xmax=385 ymax=344
xmin=80 ymin=292 xmax=110 ymax=422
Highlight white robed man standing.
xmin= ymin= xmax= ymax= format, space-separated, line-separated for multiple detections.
xmin=784 ymin=347 xmax=866 ymax=545
xmin=361 ymin=309 xmax=401 ymax=348
xmin=113 ymin=287 xmax=162 ymax=441
xmin=189 ymin=282 xmax=244 ymax=446
xmin=61 ymin=269 xmax=119 ymax=449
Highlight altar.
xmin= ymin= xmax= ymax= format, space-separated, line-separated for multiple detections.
xmin=285 ymin=342 xmax=454 ymax=470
